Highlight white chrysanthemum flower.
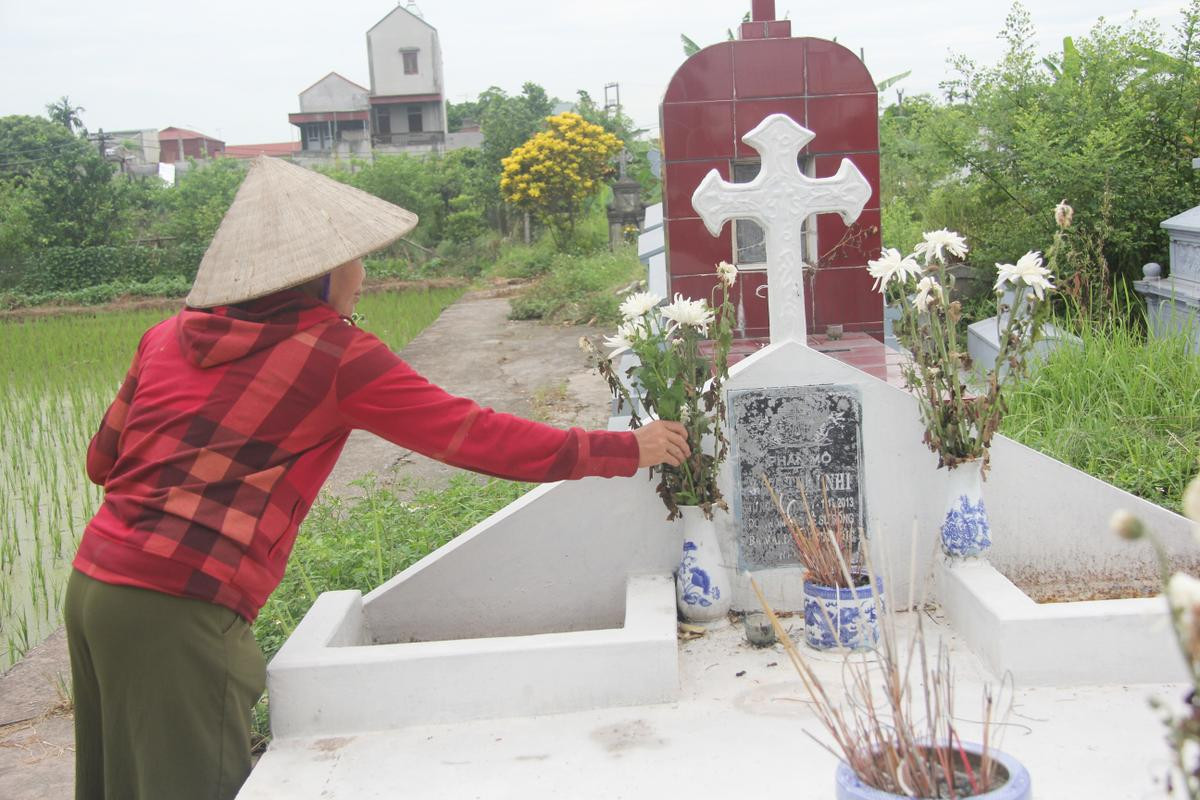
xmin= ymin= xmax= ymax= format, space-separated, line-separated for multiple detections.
xmin=716 ymin=260 xmax=738 ymax=288
xmin=1183 ymin=474 xmax=1200 ymax=522
xmin=867 ymin=248 xmax=923 ymax=293
xmin=914 ymin=229 xmax=969 ymax=265
xmin=1055 ymin=200 xmax=1074 ymax=229
xmin=1183 ymin=474 xmax=1200 ymax=545
xmin=1108 ymin=509 xmax=1144 ymax=541
xmin=660 ymin=293 xmax=715 ymax=333
xmin=602 ymin=320 xmax=639 ymax=358
xmin=619 ymin=291 xmax=662 ymax=320
xmin=911 ymin=276 xmax=945 ymax=312
xmin=995 ymin=251 xmax=1056 ymax=301
xmin=1169 ymin=572 xmax=1200 ymax=626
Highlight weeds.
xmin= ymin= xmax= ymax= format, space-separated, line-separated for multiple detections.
xmin=249 ymin=474 xmax=530 ymax=746
xmin=1001 ymin=303 xmax=1200 ymax=514
xmin=508 ymin=247 xmax=644 ymax=325
xmin=253 ymin=474 xmax=530 ymax=663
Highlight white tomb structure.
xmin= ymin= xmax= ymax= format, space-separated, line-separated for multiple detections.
xmin=636 ymin=205 xmax=667 ymax=300
xmin=241 ymin=114 xmax=1196 ymax=799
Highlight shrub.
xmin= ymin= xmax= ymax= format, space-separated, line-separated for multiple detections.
xmin=507 ymin=247 xmax=642 ymax=324
xmin=16 ymin=244 xmax=206 ymax=294
xmin=500 ymin=112 xmax=623 ymax=246
xmin=253 ymin=475 xmax=530 ymax=662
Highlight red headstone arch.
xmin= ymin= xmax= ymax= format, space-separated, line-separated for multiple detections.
xmin=659 ymin=2 xmax=882 ymax=339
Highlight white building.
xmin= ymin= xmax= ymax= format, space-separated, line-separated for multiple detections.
xmin=289 ymin=73 xmax=371 ymax=157
xmin=366 ymin=2 xmax=446 ymax=153
xmin=289 ymin=2 xmax=469 ymax=159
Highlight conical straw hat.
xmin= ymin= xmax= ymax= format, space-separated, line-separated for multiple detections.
xmin=186 ymin=155 xmax=418 ymax=308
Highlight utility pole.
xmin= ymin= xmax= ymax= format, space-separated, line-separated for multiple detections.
xmin=604 ymin=83 xmax=620 ymax=116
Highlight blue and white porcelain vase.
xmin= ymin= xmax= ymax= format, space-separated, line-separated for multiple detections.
xmin=675 ymin=506 xmax=731 ymax=624
xmin=941 ymin=458 xmax=991 ymax=558
xmin=835 ymin=742 xmax=1031 ymax=799
xmin=803 ymin=575 xmax=883 ymax=651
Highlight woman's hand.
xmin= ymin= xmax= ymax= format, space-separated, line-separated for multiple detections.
xmin=633 ymin=421 xmax=691 ymax=468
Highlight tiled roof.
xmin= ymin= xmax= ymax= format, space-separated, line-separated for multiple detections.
xmin=159 ymin=126 xmax=222 ymax=142
xmin=222 ymin=142 xmax=301 ymax=159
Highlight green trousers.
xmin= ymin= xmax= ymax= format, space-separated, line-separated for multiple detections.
xmin=65 ymin=570 xmax=266 ymax=800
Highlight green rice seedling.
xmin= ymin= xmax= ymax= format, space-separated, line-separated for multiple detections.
xmin=0 ymin=287 xmax=463 ymax=670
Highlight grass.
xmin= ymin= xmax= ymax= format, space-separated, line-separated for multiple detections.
xmin=1000 ymin=310 xmax=1200 ymax=514
xmin=0 ymin=286 xmax=462 ymax=671
xmin=506 ymin=246 xmax=644 ymax=325
xmin=254 ymin=475 xmax=531 ymax=662
xmin=250 ymin=474 xmax=531 ymax=748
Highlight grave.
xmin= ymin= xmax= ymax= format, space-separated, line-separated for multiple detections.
xmin=605 ymin=150 xmax=646 ymax=250
xmin=1135 ymin=177 xmax=1200 ymax=351
xmin=965 ymin=286 xmax=1078 ymax=371
xmin=243 ymin=5 xmax=1196 ymax=796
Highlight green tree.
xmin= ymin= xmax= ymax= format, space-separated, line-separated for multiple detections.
xmin=881 ymin=0 xmax=1200 ymax=314
xmin=0 ymin=115 xmax=123 ymax=248
xmin=478 ymin=83 xmax=558 ymax=232
xmin=0 ymin=182 xmax=37 ymax=281
xmin=501 ymin=112 xmax=623 ymax=245
xmin=156 ymin=158 xmax=247 ymax=247
xmin=44 ymin=96 xmax=86 ymax=135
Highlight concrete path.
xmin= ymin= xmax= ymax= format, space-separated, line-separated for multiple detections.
xmin=0 ymin=289 xmax=612 ymax=799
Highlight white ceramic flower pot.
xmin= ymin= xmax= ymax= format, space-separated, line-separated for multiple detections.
xmin=674 ymin=506 xmax=732 ymax=624
xmin=941 ymin=458 xmax=991 ymax=558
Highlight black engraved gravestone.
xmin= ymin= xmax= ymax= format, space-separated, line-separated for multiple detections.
xmin=730 ymin=385 xmax=866 ymax=569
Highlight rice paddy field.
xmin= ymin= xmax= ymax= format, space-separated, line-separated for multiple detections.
xmin=0 ymin=286 xmax=464 ymax=671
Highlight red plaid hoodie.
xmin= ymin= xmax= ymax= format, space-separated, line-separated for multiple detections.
xmin=75 ymin=291 xmax=638 ymax=621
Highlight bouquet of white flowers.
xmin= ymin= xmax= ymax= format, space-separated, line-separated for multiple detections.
xmin=872 ymin=215 xmax=1062 ymax=472
xmin=586 ymin=262 xmax=737 ymax=519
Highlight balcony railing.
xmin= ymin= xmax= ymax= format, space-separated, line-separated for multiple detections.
xmin=371 ymin=131 xmax=446 ymax=148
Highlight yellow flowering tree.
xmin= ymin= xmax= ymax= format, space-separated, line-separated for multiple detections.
xmin=500 ymin=111 xmax=622 ymax=245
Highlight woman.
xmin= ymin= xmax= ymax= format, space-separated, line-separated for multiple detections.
xmin=66 ymin=156 xmax=688 ymax=800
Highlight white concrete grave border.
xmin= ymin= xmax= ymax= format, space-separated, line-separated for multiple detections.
xmin=266 ymin=474 xmax=680 ymax=738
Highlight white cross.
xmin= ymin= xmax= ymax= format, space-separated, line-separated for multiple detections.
xmin=691 ymin=113 xmax=872 ymax=344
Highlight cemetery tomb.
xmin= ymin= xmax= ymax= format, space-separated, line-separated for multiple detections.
xmin=660 ymin=0 xmax=882 ymax=339
xmin=243 ymin=5 xmax=1194 ymax=796
xmin=1135 ymin=196 xmax=1200 ymax=352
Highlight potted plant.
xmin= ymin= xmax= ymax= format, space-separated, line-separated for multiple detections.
xmin=1111 ymin=468 xmax=1200 ymax=799
xmin=751 ymin=553 xmax=1032 ymax=799
xmin=871 ymin=211 xmax=1064 ymax=557
xmin=763 ymin=476 xmax=882 ymax=651
xmin=587 ymin=262 xmax=736 ymax=623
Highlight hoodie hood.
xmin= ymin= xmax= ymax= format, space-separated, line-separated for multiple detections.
xmin=177 ymin=290 xmax=345 ymax=369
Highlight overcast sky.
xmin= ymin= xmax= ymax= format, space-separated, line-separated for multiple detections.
xmin=0 ymin=0 xmax=1189 ymax=146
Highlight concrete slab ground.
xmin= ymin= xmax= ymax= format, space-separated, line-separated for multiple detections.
xmin=239 ymin=611 xmax=1177 ymax=800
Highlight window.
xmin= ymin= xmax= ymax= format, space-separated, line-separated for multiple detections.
xmin=375 ymin=108 xmax=391 ymax=136
xmin=407 ymin=105 xmax=423 ymax=133
xmin=731 ymin=157 xmax=813 ymax=267
xmin=402 ymin=49 xmax=419 ymax=75
xmin=732 ymin=162 xmax=766 ymax=265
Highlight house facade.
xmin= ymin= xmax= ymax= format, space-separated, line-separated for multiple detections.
xmin=289 ymin=72 xmax=372 ymax=158
xmin=288 ymin=2 xmax=464 ymax=162
xmin=366 ymin=2 xmax=446 ymax=152
xmin=159 ymin=127 xmax=224 ymax=163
